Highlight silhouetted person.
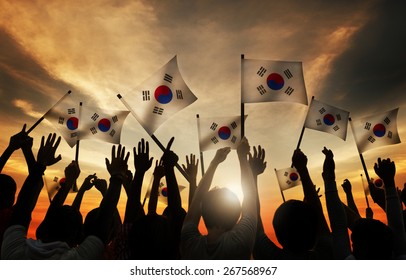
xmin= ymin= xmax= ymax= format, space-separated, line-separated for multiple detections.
xmin=181 ymin=154 xmax=199 ymax=208
xmin=181 ymin=137 xmax=257 ymax=259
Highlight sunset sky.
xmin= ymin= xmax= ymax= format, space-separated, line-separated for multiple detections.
xmin=1 ymin=0 xmax=405 ymax=242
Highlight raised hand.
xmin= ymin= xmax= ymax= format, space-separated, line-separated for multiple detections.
xmin=374 ymin=158 xmax=396 ymax=184
xmin=236 ymin=137 xmax=250 ymax=159
xmin=106 ymin=144 xmax=130 ymax=178
xmin=341 ymin=179 xmax=352 ymax=194
xmin=322 ymin=147 xmax=335 ymax=181
xmin=182 ymin=154 xmax=199 ymax=181
xmin=161 ymin=137 xmax=178 ymax=169
xmin=292 ymin=148 xmax=308 ymax=171
xmin=8 ymin=124 xmax=31 ymax=151
xmin=213 ymin=147 xmax=231 ymax=165
xmin=248 ymin=145 xmax=267 ymax=176
xmin=64 ymin=161 xmax=81 ymax=181
xmin=94 ymin=178 xmax=108 ymax=196
xmin=133 ymin=138 xmax=153 ymax=174
xmin=81 ymin=173 xmax=97 ymax=192
xmin=37 ymin=133 xmax=62 ymax=167
xmin=153 ymin=159 xmax=165 ymax=180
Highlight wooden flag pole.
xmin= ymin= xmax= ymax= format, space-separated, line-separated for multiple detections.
xmin=241 ymin=54 xmax=245 ymax=138
xmin=196 ymin=114 xmax=205 ymax=176
xmin=27 ymin=90 xmax=72 ymax=134
xmin=117 ymin=94 xmax=190 ymax=182
xmin=275 ymin=168 xmax=286 ymax=203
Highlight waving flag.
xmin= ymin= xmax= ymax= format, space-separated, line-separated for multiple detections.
xmin=275 ymin=167 xmax=301 ymax=191
xmin=198 ymin=115 xmax=247 ymax=152
xmin=78 ymin=105 xmax=130 ymax=144
xmin=158 ymin=182 xmax=186 ymax=205
xmin=43 ymin=175 xmax=77 ymax=202
xmin=304 ymin=98 xmax=349 ymax=140
xmin=350 ymin=108 xmax=401 ymax=153
xmin=242 ymin=58 xmax=308 ymax=105
xmin=118 ymin=55 xmax=197 ymax=135
xmin=44 ymin=91 xmax=80 ymax=147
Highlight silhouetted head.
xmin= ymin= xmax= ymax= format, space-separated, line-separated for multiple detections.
xmin=351 ymin=218 xmax=394 ymax=259
xmin=273 ymin=199 xmax=318 ymax=253
xmin=129 ymin=214 xmax=172 ymax=259
xmin=84 ymin=207 xmax=122 ymax=243
xmin=0 ymin=174 xmax=17 ymax=209
xmin=201 ymin=187 xmax=241 ymax=231
xmin=36 ymin=205 xmax=83 ymax=247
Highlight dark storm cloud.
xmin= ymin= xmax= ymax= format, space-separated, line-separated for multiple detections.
xmin=319 ymin=0 xmax=406 ymax=115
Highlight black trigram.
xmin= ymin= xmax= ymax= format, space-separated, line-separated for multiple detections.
xmin=53 ymin=177 xmax=59 ymax=182
xmin=110 ymin=129 xmax=116 ymax=137
xmin=164 ymin=73 xmax=173 ymax=83
xmin=70 ymin=132 xmax=77 ymax=138
xmin=333 ymin=125 xmax=340 ymax=131
xmin=316 ymin=119 xmax=322 ymax=126
xmin=284 ymin=171 xmax=289 ymax=177
xmin=210 ymin=122 xmax=218 ymax=131
xmin=58 ymin=117 xmax=65 ymax=125
xmin=91 ymin=113 xmax=100 ymax=121
xmin=284 ymin=69 xmax=293 ymax=79
xmin=257 ymin=85 xmax=267 ymax=95
xmin=364 ymin=122 xmax=372 ymax=130
xmin=230 ymin=121 xmax=237 ymax=129
xmin=176 ymin=90 xmax=183 ymax=99
xmin=112 ymin=115 xmax=118 ymax=123
xmin=142 ymin=90 xmax=150 ymax=101
xmin=68 ymin=108 xmax=76 ymax=114
xmin=153 ymin=107 xmax=164 ymax=115
xmin=384 ymin=117 xmax=391 ymax=125
xmin=336 ymin=114 xmax=342 ymax=121
xmin=90 ymin=127 xmax=97 ymax=134
xmin=211 ymin=136 xmax=219 ymax=144
xmin=231 ymin=136 xmax=237 ymax=143
xmin=286 ymin=180 xmax=292 ymax=185
xmin=388 ymin=131 xmax=393 ymax=139
xmin=319 ymin=107 xmax=326 ymax=114
xmin=285 ymin=86 xmax=294 ymax=95
xmin=368 ymin=136 xmax=376 ymax=143
xmin=257 ymin=67 xmax=267 ymax=77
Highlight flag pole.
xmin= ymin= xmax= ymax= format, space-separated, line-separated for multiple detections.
xmin=71 ymin=101 xmax=81 ymax=193
xmin=27 ymin=90 xmax=72 ymax=134
xmin=275 ymin=168 xmax=286 ymax=203
xmin=241 ymin=54 xmax=245 ymax=138
xmin=196 ymin=114 xmax=205 ymax=176
xmin=117 ymin=94 xmax=190 ymax=182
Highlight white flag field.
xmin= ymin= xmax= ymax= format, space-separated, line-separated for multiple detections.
xmin=241 ymin=58 xmax=308 ymax=105
xmin=78 ymin=105 xmax=130 ymax=144
xmin=304 ymin=98 xmax=350 ymax=140
xmin=275 ymin=167 xmax=301 ymax=191
xmin=198 ymin=115 xmax=247 ymax=152
xmin=44 ymin=91 xmax=80 ymax=148
xmin=118 ymin=55 xmax=197 ymax=135
xmin=350 ymin=108 xmax=401 ymax=153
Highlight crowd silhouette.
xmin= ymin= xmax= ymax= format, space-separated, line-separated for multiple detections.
xmin=0 ymin=125 xmax=406 ymax=260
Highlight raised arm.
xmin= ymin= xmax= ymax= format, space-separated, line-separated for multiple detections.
xmin=292 ymin=149 xmax=330 ymax=235
xmin=374 ymin=157 xmax=406 ymax=257
xmin=10 ymin=133 xmax=62 ymax=229
xmin=341 ymin=179 xmax=360 ymax=217
xmin=147 ymin=160 xmax=165 ymax=215
xmin=322 ymin=147 xmax=351 ymax=259
xmin=124 ymin=138 xmax=153 ymax=224
xmin=50 ymin=161 xmax=80 ymax=207
xmin=92 ymin=144 xmax=129 ymax=244
xmin=183 ymin=147 xmax=231 ymax=226
xmin=182 ymin=154 xmax=199 ymax=208
xmin=71 ymin=173 xmax=97 ymax=211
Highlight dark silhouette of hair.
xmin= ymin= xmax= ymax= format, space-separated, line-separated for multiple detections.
xmin=128 ymin=214 xmax=172 ymax=259
xmin=36 ymin=205 xmax=84 ymax=247
xmin=273 ymin=199 xmax=319 ymax=253
xmin=351 ymin=218 xmax=394 ymax=260
xmin=0 ymin=174 xmax=17 ymax=209
xmin=201 ymin=187 xmax=241 ymax=231
xmin=84 ymin=207 xmax=122 ymax=243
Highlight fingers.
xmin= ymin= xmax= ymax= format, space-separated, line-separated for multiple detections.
xmin=166 ymin=137 xmax=174 ymax=151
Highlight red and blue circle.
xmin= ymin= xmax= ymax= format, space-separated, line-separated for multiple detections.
xmin=98 ymin=118 xmax=111 ymax=132
xmin=373 ymin=124 xmax=386 ymax=137
xmin=59 ymin=178 xmax=66 ymax=184
xmin=161 ymin=187 xmax=168 ymax=197
xmin=66 ymin=117 xmax=78 ymax=130
xmin=266 ymin=73 xmax=284 ymax=90
xmin=218 ymin=126 xmax=231 ymax=140
xmin=323 ymin=114 xmax=335 ymax=126
xmin=374 ymin=178 xmax=384 ymax=188
xmin=155 ymin=85 xmax=173 ymax=104
xmin=289 ymin=172 xmax=299 ymax=182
